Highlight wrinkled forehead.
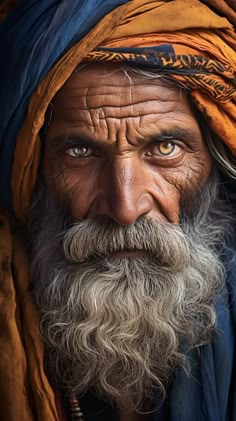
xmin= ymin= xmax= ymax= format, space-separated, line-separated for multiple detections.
xmin=52 ymin=63 xmax=192 ymax=121
xmin=47 ymin=62 xmax=201 ymax=142
xmin=52 ymin=62 xmax=185 ymax=104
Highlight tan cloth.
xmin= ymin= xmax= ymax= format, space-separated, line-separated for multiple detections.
xmin=0 ymin=207 xmax=57 ymax=420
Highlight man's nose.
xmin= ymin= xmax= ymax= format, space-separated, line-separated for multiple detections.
xmin=90 ymin=158 xmax=155 ymax=225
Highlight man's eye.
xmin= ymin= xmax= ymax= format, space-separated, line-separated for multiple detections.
xmin=146 ymin=141 xmax=178 ymax=157
xmin=66 ymin=146 xmax=93 ymax=158
xmin=158 ymin=141 xmax=176 ymax=155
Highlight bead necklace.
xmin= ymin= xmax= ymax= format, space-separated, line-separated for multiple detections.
xmin=64 ymin=390 xmax=84 ymax=421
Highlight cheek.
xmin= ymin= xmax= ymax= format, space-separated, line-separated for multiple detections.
xmin=156 ymin=148 xmax=212 ymax=220
xmin=174 ymin=148 xmax=213 ymax=204
xmin=66 ymin=174 xmax=98 ymax=220
xmin=43 ymin=155 xmax=98 ymax=219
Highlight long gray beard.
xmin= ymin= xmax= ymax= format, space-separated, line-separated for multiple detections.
xmin=30 ymin=174 xmax=231 ymax=410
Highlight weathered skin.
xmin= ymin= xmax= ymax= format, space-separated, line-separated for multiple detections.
xmin=43 ymin=63 xmax=213 ymax=420
xmin=44 ymin=63 xmax=212 ymax=227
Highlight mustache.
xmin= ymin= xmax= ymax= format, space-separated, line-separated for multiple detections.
xmin=63 ymin=217 xmax=191 ymax=270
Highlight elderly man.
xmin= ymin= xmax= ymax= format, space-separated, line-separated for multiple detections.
xmin=0 ymin=1 xmax=236 ymax=420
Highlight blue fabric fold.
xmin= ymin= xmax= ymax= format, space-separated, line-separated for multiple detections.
xmin=0 ymin=0 xmax=129 ymax=210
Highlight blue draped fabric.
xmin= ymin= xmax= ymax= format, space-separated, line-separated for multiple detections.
xmin=0 ymin=0 xmax=129 ymax=210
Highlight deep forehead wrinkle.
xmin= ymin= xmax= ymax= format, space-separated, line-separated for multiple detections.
xmin=58 ymin=84 xmax=183 ymax=104
xmin=56 ymin=103 xmax=184 ymax=117
xmin=54 ymin=94 xmax=187 ymax=121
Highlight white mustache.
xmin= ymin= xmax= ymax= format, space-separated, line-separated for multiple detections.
xmin=63 ymin=218 xmax=191 ymax=271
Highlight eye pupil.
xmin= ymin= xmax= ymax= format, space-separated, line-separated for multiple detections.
xmin=158 ymin=141 xmax=175 ymax=155
xmin=73 ymin=147 xmax=88 ymax=156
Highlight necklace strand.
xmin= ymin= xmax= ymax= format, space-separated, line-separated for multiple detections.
xmin=64 ymin=391 xmax=84 ymax=421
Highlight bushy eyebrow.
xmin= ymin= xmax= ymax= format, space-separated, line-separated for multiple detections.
xmin=146 ymin=128 xmax=200 ymax=145
xmin=48 ymin=127 xmax=201 ymax=151
xmin=47 ymin=134 xmax=99 ymax=152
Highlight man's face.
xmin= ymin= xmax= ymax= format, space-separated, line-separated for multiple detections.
xmin=34 ymin=64 xmax=225 ymax=410
xmin=43 ymin=63 xmax=212 ymax=225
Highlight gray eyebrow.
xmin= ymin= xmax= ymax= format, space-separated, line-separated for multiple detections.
xmin=48 ymin=127 xmax=200 ymax=152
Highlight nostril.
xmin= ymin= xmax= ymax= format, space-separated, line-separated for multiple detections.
xmin=137 ymin=193 xmax=155 ymax=215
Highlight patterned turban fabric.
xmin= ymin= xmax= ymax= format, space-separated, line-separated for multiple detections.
xmin=0 ymin=1 xmax=235 ymax=421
